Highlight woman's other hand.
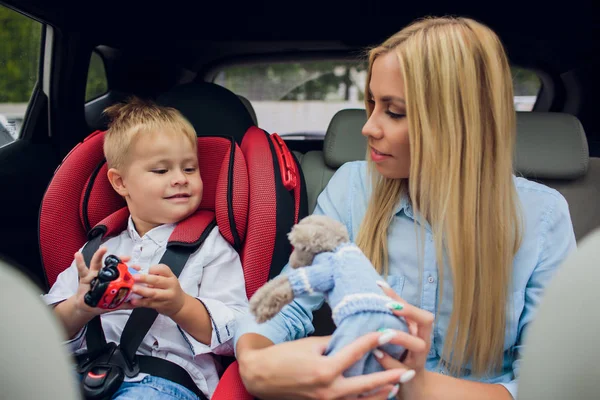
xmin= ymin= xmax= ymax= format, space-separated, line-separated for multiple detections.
xmin=237 ymin=332 xmax=413 ymax=399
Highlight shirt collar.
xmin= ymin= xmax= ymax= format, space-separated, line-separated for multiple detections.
xmin=394 ymin=192 xmax=433 ymax=233
xmin=126 ymin=216 xmax=176 ymax=246
xmin=394 ymin=192 xmax=414 ymax=219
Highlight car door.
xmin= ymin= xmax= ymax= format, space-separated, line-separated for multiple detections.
xmin=0 ymin=5 xmax=67 ymax=290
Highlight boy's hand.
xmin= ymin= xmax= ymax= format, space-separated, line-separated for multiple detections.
xmin=130 ymin=264 xmax=186 ymax=317
xmin=73 ymin=247 xmax=134 ymax=316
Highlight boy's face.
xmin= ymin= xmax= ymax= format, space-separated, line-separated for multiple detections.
xmin=110 ymin=130 xmax=202 ymax=235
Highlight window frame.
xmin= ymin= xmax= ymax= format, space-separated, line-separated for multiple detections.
xmin=0 ymin=3 xmax=45 ymax=145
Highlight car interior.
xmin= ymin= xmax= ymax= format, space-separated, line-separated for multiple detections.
xmin=0 ymin=1 xmax=599 ymax=398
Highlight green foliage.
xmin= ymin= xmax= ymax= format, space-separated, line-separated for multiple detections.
xmin=85 ymin=52 xmax=108 ymax=101
xmin=283 ymin=62 xmax=368 ymax=101
xmin=0 ymin=6 xmax=108 ymax=104
xmin=0 ymin=7 xmax=41 ymax=102
xmin=512 ymin=66 xmax=541 ymax=96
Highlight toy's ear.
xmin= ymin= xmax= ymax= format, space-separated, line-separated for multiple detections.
xmin=287 ymin=221 xmax=316 ymax=249
xmin=287 ymin=223 xmax=319 ymax=268
xmin=287 ymin=215 xmax=350 ymax=268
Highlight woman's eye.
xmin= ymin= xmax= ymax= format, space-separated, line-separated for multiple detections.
xmin=386 ymin=110 xmax=405 ymax=119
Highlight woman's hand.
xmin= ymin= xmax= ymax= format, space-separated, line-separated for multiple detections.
xmin=376 ymin=283 xmax=515 ymax=400
xmin=374 ymin=282 xmax=435 ymax=399
xmin=237 ymin=332 xmax=414 ymax=400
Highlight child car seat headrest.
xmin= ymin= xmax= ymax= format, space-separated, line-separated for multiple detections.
xmin=157 ymin=82 xmax=255 ymax=144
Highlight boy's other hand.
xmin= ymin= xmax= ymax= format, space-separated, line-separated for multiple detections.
xmin=73 ymin=247 xmax=133 ymax=316
xmin=130 ymin=264 xmax=186 ymax=317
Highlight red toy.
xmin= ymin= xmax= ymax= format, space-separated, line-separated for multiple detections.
xmin=84 ymin=255 xmax=137 ymax=309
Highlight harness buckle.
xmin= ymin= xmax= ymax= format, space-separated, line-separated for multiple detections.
xmin=78 ymin=343 xmax=140 ymax=399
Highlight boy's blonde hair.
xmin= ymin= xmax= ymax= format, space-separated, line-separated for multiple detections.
xmin=103 ymin=97 xmax=197 ymax=169
xmin=356 ymin=16 xmax=522 ymax=376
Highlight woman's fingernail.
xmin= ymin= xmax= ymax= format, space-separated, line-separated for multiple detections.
xmin=378 ymin=329 xmax=396 ymax=345
xmin=387 ymin=384 xmax=400 ymax=399
xmin=386 ymin=301 xmax=404 ymax=311
xmin=376 ymin=280 xmax=391 ymax=288
xmin=400 ymin=369 xmax=416 ymax=384
xmin=373 ymin=349 xmax=384 ymax=359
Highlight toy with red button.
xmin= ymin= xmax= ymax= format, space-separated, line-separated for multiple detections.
xmin=84 ymin=255 xmax=138 ymax=309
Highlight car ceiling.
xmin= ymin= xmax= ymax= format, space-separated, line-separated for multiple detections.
xmin=3 ymin=0 xmax=599 ymax=75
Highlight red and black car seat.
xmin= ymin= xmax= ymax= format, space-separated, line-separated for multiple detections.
xmin=210 ymin=126 xmax=308 ymax=400
xmin=40 ymin=128 xmax=249 ymax=399
xmin=39 ymin=131 xmax=249 ymax=289
xmin=39 ymin=82 xmax=307 ymax=399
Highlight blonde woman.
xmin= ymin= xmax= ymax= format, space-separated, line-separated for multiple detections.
xmin=234 ymin=16 xmax=576 ymax=400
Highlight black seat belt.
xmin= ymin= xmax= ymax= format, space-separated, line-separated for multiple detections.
xmin=77 ymin=235 xmax=208 ymax=400
xmin=80 ymin=234 xmax=106 ymax=356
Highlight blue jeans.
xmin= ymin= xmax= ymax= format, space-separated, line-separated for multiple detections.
xmin=111 ymin=375 xmax=200 ymax=400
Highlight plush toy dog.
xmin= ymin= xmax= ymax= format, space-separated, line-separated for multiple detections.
xmin=249 ymin=214 xmax=408 ymax=377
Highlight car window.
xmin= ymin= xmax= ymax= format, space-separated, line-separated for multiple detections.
xmin=86 ymin=50 xmax=108 ymax=102
xmin=0 ymin=5 xmax=42 ymax=147
xmin=512 ymin=66 xmax=541 ymax=111
xmin=214 ymin=61 xmax=366 ymax=140
xmin=214 ymin=61 xmax=542 ymax=140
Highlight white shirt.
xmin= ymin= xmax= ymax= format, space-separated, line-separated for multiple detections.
xmin=43 ymin=217 xmax=249 ymax=398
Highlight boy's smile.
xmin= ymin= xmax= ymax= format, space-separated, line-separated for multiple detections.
xmin=164 ymin=192 xmax=193 ymax=203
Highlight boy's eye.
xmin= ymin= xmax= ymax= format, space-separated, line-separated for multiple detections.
xmin=152 ymin=169 xmax=168 ymax=174
xmin=184 ymin=167 xmax=197 ymax=173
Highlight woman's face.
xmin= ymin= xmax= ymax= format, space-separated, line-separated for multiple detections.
xmin=362 ymin=51 xmax=411 ymax=180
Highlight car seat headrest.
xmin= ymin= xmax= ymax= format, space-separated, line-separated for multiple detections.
xmin=323 ymin=109 xmax=368 ymax=169
xmin=323 ymin=109 xmax=589 ymax=180
xmin=157 ymin=82 xmax=255 ymax=144
xmin=237 ymin=95 xmax=258 ymax=125
xmin=515 ymin=112 xmax=588 ymax=180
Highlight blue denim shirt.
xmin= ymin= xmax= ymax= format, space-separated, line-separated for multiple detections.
xmin=235 ymin=161 xmax=576 ymax=399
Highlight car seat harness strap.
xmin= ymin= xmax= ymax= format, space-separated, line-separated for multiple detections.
xmin=76 ymin=217 xmax=211 ymax=400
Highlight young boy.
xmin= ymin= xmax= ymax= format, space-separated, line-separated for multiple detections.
xmin=43 ymin=97 xmax=249 ymax=400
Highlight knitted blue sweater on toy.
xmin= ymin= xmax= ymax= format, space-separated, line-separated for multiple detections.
xmin=287 ymin=242 xmax=409 ymax=377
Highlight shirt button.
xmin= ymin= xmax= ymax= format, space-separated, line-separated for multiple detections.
xmin=428 ymin=276 xmax=435 ymax=283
